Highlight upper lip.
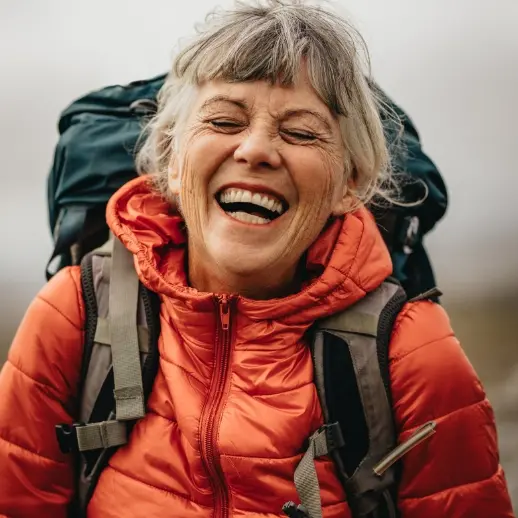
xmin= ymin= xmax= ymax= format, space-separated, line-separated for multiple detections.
xmin=216 ymin=183 xmax=289 ymax=207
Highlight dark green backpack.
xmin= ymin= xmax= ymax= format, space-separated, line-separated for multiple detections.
xmin=46 ymin=74 xmax=447 ymax=299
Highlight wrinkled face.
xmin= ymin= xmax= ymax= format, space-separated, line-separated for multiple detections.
xmin=169 ymin=72 xmax=348 ymax=292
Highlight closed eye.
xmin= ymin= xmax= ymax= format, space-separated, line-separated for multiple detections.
xmin=209 ymin=119 xmax=244 ymax=130
xmin=281 ymin=130 xmax=318 ymax=142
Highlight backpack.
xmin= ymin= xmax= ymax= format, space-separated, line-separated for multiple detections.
xmin=46 ymin=74 xmax=448 ymax=300
xmin=55 ymin=237 xmax=439 ymax=518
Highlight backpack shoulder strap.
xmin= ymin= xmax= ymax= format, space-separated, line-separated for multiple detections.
xmin=56 ymin=236 xmax=161 ymax=517
xmin=287 ymin=280 xmax=407 ymax=518
xmin=319 ymin=280 xmax=405 ymax=518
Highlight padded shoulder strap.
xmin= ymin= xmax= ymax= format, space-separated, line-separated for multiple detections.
xmin=292 ymin=281 xmax=406 ymax=518
xmin=79 ymin=237 xmax=146 ymax=425
xmin=69 ymin=238 xmax=160 ymax=517
xmin=323 ymin=281 xmax=404 ymax=518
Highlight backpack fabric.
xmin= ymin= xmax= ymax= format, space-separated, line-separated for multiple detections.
xmin=46 ymin=75 xmax=447 ymax=299
xmin=56 ymin=237 xmax=438 ymax=518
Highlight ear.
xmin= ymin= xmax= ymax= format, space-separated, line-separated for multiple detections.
xmin=167 ymin=153 xmax=181 ymax=194
xmin=331 ymin=173 xmax=354 ymax=216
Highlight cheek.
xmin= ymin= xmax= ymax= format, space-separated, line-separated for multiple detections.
xmin=283 ymin=148 xmax=344 ymax=254
xmin=290 ymin=148 xmax=343 ymax=210
xmin=177 ymin=132 xmax=234 ymax=226
xmin=180 ymin=130 xmax=211 ymax=183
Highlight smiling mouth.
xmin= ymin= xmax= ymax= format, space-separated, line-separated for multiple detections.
xmin=216 ymin=187 xmax=288 ymax=225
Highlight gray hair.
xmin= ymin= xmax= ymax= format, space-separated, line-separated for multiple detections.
xmin=136 ymin=0 xmax=400 ymax=208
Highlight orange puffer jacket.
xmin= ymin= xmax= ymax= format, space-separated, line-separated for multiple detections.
xmin=0 ymin=176 xmax=514 ymax=518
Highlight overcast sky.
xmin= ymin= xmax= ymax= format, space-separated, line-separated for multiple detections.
xmin=0 ymin=0 xmax=517 ymax=338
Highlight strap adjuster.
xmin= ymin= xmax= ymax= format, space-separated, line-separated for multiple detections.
xmin=282 ymin=501 xmax=310 ymax=518
xmin=293 ymin=422 xmax=345 ymax=518
xmin=55 ymin=423 xmax=83 ymax=454
xmin=401 ymin=216 xmax=420 ymax=255
xmin=314 ymin=422 xmax=345 ymax=453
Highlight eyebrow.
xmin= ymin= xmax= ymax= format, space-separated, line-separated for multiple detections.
xmin=199 ymin=95 xmax=333 ymax=132
xmin=199 ymin=95 xmax=249 ymax=111
xmin=281 ymin=109 xmax=333 ymax=133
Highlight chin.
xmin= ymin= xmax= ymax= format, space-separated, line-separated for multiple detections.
xmin=209 ymin=242 xmax=280 ymax=276
xmin=219 ymin=250 xmax=272 ymax=274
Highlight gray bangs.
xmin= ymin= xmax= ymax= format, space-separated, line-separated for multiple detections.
xmin=173 ymin=1 xmax=369 ymax=117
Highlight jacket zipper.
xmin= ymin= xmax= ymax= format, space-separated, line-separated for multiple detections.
xmin=200 ymin=295 xmax=232 ymax=518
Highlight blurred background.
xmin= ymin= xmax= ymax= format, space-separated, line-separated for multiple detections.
xmin=0 ymin=0 xmax=517 ymax=507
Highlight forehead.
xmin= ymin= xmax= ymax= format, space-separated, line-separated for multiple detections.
xmin=194 ymin=75 xmax=336 ymax=123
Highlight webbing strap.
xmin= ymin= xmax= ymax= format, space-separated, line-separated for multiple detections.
xmin=294 ymin=424 xmax=344 ymax=518
xmin=109 ymin=239 xmax=145 ymax=421
xmin=318 ymin=311 xmax=378 ymax=337
xmin=76 ymin=420 xmax=128 ymax=451
xmin=94 ymin=318 xmax=150 ymax=352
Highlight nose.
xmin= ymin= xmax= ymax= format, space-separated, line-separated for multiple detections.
xmin=234 ymin=127 xmax=282 ymax=170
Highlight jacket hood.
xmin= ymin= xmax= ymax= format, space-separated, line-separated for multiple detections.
xmin=107 ymin=176 xmax=392 ymax=324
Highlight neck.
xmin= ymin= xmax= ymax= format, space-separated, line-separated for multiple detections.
xmin=187 ymin=248 xmax=300 ymax=300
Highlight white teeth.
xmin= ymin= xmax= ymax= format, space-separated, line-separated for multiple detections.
xmin=228 ymin=211 xmax=269 ymax=225
xmin=218 ymin=188 xmax=286 ymax=215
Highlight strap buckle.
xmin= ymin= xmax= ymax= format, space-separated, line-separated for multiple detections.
xmin=282 ymin=502 xmax=310 ymax=518
xmin=129 ymin=99 xmax=158 ymax=116
xmin=312 ymin=422 xmax=345 ymax=454
xmin=401 ymin=215 xmax=420 ymax=255
xmin=55 ymin=423 xmax=83 ymax=454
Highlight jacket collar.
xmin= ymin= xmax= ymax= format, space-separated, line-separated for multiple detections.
xmin=107 ymin=176 xmax=392 ymax=324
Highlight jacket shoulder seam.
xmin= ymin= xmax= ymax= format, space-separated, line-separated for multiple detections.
xmin=391 ymin=301 xmax=421 ymax=334
xmin=390 ymin=332 xmax=455 ymax=365
xmin=36 ymin=293 xmax=82 ymax=332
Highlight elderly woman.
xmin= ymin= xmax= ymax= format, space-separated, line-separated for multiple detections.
xmin=0 ymin=1 xmax=514 ymax=517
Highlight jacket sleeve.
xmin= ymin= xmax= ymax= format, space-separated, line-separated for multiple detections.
xmin=0 ymin=266 xmax=84 ymax=518
xmin=390 ymin=301 xmax=515 ymax=517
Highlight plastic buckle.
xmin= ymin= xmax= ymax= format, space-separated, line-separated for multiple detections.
xmin=401 ymin=216 xmax=420 ymax=255
xmin=55 ymin=423 xmax=83 ymax=454
xmin=323 ymin=422 xmax=345 ymax=451
xmin=129 ymin=99 xmax=158 ymax=116
xmin=282 ymin=502 xmax=310 ymax=518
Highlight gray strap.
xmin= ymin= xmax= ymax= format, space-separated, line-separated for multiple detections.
xmin=294 ymin=424 xmax=344 ymax=518
xmin=94 ymin=318 xmax=150 ymax=353
xmin=109 ymin=238 xmax=145 ymax=421
xmin=317 ymin=282 xmax=400 ymax=337
xmin=408 ymin=287 xmax=442 ymax=302
xmin=76 ymin=420 xmax=128 ymax=451
xmin=93 ymin=234 xmax=115 ymax=257
xmin=318 ymin=311 xmax=378 ymax=337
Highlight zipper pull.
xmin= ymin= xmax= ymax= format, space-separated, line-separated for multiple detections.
xmin=219 ymin=297 xmax=230 ymax=331
xmin=373 ymin=421 xmax=437 ymax=476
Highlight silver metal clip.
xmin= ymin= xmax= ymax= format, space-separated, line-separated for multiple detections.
xmin=374 ymin=421 xmax=437 ymax=476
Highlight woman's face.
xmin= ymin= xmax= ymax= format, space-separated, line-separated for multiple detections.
xmin=169 ymin=72 xmax=348 ymax=295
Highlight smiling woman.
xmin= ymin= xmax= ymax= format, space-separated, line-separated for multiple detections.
xmin=0 ymin=1 xmax=514 ymax=518
xmin=136 ymin=2 xmax=389 ymax=298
